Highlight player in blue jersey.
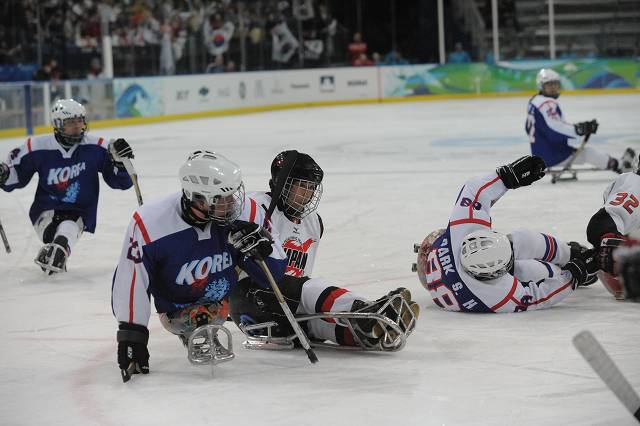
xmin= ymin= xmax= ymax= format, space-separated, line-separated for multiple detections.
xmin=0 ymin=99 xmax=134 ymax=275
xmin=415 ymin=155 xmax=598 ymax=313
xmin=525 ymin=68 xmax=635 ymax=172
xmin=111 ymin=150 xmax=287 ymax=381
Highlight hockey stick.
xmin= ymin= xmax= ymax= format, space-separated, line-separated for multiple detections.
xmin=121 ymin=158 xmax=144 ymax=207
xmin=573 ymin=330 xmax=640 ymax=422
xmin=0 ymin=218 xmax=10 ymax=253
xmin=255 ymin=256 xmax=318 ymax=364
xmin=265 ymin=150 xmax=298 ymax=224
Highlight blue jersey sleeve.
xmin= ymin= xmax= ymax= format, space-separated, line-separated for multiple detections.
xmin=1 ymin=144 xmax=37 ymax=192
xmin=100 ymin=151 xmax=133 ymax=190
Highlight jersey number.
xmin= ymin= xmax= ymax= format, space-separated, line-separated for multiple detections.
xmin=425 ymin=250 xmax=460 ymax=310
xmin=609 ymin=192 xmax=639 ymax=214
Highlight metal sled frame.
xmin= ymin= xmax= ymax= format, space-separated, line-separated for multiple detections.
xmin=239 ymin=294 xmax=417 ymax=353
xmin=187 ymin=324 xmax=235 ymax=367
xmin=34 ymin=242 xmax=68 ymax=275
xmin=549 ymin=166 xmax=601 ymax=184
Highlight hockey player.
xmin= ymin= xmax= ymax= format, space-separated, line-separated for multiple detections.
xmin=0 ymin=98 xmax=134 ymax=275
xmin=415 ymin=155 xmax=598 ymax=313
xmin=525 ymin=68 xmax=635 ymax=172
xmin=229 ymin=150 xmax=420 ymax=350
xmin=111 ymin=150 xmax=287 ymax=381
xmin=587 ymin=157 xmax=640 ymax=300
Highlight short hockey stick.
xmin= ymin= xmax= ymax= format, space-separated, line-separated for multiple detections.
xmin=256 ymin=256 xmax=318 ymax=364
xmin=573 ymin=330 xmax=640 ymax=422
xmin=0 ymin=218 xmax=10 ymax=253
xmin=121 ymin=158 xmax=144 ymax=207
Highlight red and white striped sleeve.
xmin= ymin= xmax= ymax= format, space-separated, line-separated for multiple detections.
xmin=111 ymin=212 xmax=153 ymax=327
xmin=448 ymin=172 xmax=507 ymax=231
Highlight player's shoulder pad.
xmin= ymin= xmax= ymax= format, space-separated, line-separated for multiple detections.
xmin=82 ymin=134 xmax=109 ymax=148
xmin=131 ymin=192 xmax=190 ymax=243
xmin=530 ymin=94 xmax=557 ymax=109
xmin=25 ymin=134 xmax=59 ymax=153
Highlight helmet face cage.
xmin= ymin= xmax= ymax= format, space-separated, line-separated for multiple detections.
xmin=51 ymin=99 xmax=87 ymax=146
xmin=536 ymin=69 xmax=561 ymax=96
xmin=184 ymin=183 xmax=245 ymax=225
xmin=281 ymin=177 xmax=323 ymax=219
xmin=460 ymin=231 xmax=514 ymax=281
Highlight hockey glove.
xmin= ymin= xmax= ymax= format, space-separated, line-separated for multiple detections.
xmin=562 ymin=251 xmax=598 ymax=289
xmin=108 ymin=138 xmax=134 ymax=168
xmin=618 ymin=249 xmax=640 ymax=300
xmin=496 ymin=155 xmax=546 ymax=189
xmin=228 ymin=221 xmax=274 ymax=259
xmin=0 ymin=162 xmax=8 ymax=186
xmin=574 ymin=119 xmax=598 ymax=137
xmin=117 ymin=322 xmax=149 ymax=383
xmin=597 ymin=234 xmax=627 ymax=275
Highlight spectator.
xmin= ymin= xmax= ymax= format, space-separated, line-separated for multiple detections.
xmin=86 ymin=57 xmax=104 ymax=79
xmin=384 ymin=50 xmax=409 ymax=65
xmin=353 ymin=53 xmax=373 ymax=67
xmin=448 ymin=42 xmax=471 ymax=63
xmin=33 ymin=58 xmax=58 ymax=81
xmin=347 ymin=32 xmax=367 ymax=65
xmin=205 ymin=54 xmax=225 ymax=73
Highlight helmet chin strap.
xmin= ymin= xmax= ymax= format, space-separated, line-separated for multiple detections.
xmin=54 ymin=130 xmax=84 ymax=149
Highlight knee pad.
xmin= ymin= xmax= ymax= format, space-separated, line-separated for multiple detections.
xmin=37 ymin=210 xmax=84 ymax=243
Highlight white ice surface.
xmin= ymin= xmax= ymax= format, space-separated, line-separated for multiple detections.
xmin=1 ymin=94 xmax=639 ymax=426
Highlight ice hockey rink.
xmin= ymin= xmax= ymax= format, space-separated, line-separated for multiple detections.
xmin=1 ymin=93 xmax=639 ymax=425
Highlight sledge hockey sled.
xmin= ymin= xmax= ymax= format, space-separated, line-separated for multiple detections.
xmin=238 ymin=292 xmax=418 ymax=353
xmin=548 ymin=166 xmax=601 ymax=184
xmin=187 ymin=324 xmax=235 ymax=366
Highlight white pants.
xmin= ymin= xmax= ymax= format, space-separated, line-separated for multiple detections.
xmin=555 ymin=146 xmax=611 ymax=169
xmin=33 ymin=210 xmax=83 ymax=252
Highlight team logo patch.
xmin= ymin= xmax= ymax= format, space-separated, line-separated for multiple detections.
xmin=283 ymin=237 xmax=315 ymax=277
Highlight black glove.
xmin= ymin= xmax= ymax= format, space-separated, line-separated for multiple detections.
xmin=0 ymin=162 xmax=8 ymax=186
xmin=574 ymin=119 xmax=598 ymax=137
xmin=597 ymin=234 xmax=626 ymax=274
xmin=228 ymin=220 xmax=274 ymax=258
xmin=496 ymin=155 xmax=546 ymax=189
xmin=117 ymin=322 xmax=149 ymax=383
xmin=618 ymin=249 xmax=640 ymax=300
xmin=562 ymin=251 xmax=598 ymax=288
xmin=108 ymin=138 xmax=134 ymax=167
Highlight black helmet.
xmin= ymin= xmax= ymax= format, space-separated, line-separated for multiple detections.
xmin=269 ymin=150 xmax=324 ymax=219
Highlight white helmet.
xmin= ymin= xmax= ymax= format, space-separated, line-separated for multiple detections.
xmin=51 ymin=99 xmax=87 ymax=147
xmin=536 ymin=68 xmax=561 ymax=91
xmin=179 ymin=150 xmax=245 ymax=225
xmin=460 ymin=230 xmax=513 ymax=281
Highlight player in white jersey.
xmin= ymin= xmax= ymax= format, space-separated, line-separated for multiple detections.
xmin=415 ymin=155 xmax=598 ymax=313
xmin=526 ymin=68 xmax=635 ymax=172
xmin=111 ymin=150 xmax=287 ymax=381
xmin=0 ymin=99 xmax=134 ymax=275
xmin=229 ymin=150 xmax=419 ymax=350
xmin=587 ymin=157 xmax=640 ymax=299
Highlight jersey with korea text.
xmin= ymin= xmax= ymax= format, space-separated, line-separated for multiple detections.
xmin=111 ymin=193 xmax=287 ymax=327
xmin=241 ymin=191 xmax=323 ymax=277
xmin=424 ymin=172 xmax=575 ymax=313
xmin=525 ymin=94 xmax=579 ymax=167
xmin=602 ymin=172 xmax=640 ymax=236
xmin=1 ymin=134 xmax=132 ymax=232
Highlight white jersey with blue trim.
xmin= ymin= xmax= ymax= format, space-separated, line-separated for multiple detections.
xmin=111 ymin=193 xmax=287 ymax=327
xmin=424 ymin=172 xmax=575 ymax=313
xmin=1 ymin=134 xmax=132 ymax=232
xmin=239 ymin=191 xmax=322 ymax=277
xmin=601 ymin=172 xmax=640 ymax=236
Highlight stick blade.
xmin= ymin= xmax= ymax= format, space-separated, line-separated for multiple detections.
xmin=573 ymin=330 xmax=640 ymax=422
